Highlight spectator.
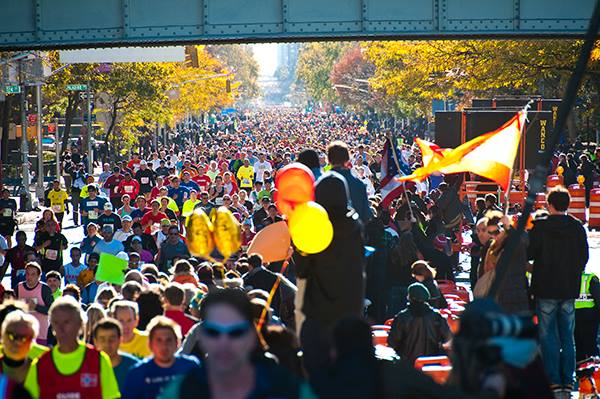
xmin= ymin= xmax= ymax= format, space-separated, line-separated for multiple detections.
xmin=528 ymin=186 xmax=589 ymax=394
xmin=388 ymin=282 xmax=451 ymax=365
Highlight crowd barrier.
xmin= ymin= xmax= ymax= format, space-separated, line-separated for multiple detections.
xmin=568 ymin=184 xmax=587 ymax=223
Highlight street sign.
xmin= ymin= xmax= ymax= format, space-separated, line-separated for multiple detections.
xmin=47 ymin=123 xmax=56 ymax=133
xmin=4 ymin=85 xmax=21 ymax=94
xmin=66 ymin=84 xmax=87 ymax=91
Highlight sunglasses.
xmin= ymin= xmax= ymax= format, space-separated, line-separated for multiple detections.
xmin=200 ymin=321 xmax=251 ymax=339
xmin=7 ymin=332 xmax=33 ymax=344
xmin=488 ymin=229 xmax=501 ymax=236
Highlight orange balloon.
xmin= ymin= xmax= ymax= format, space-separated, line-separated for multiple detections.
xmin=275 ymin=163 xmax=315 ymax=206
xmin=274 ymin=193 xmax=295 ymax=217
xmin=246 ymin=221 xmax=291 ymax=263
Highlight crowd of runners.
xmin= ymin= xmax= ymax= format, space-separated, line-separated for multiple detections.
xmin=0 ymin=110 xmax=596 ymax=398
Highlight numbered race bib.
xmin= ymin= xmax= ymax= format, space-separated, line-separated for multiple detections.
xmin=45 ymin=249 xmax=58 ymax=261
xmin=2 ymin=209 xmax=12 ymax=217
xmin=52 ymin=205 xmax=62 ymax=213
xmin=125 ymin=186 xmax=134 ymax=192
xmin=141 ymin=177 xmax=149 ymax=184
xmin=88 ymin=210 xmax=98 ymax=220
xmin=87 ymin=201 xmax=98 ymax=208
xmin=215 ymin=198 xmax=224 ymax=206
xmin=151 ymin=223 xmax=160 ymax=234
xmin=242 ymin=179 xmax=250 ymax=186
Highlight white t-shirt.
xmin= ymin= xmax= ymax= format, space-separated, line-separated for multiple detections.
xmin=63 ymin=262 xmax=87 ymax=285
xmin=253 ymin=161 xmax=272 ymax=183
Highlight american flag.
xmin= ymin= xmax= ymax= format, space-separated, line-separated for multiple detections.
xmin=380 ymin=139 xmax=413 ymax=208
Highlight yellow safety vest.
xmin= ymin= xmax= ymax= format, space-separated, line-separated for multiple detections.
xmin=575 ymin=273 xmax=597 ymax=309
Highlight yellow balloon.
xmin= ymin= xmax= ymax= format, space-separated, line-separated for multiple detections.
xmin=213 ymin=206 xmax=242 ymax=259
xmin=578 ymin=175 xmax=586 ymax=184
xmin=186 ymin=208 xmax=214 ymax=258
xmin=289 ymin=201 xmax=333 ymax=254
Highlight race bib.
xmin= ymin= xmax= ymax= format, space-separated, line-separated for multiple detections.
xmin=125 ymin=185 xmax=133 ymax=192
xmin=242 ymin=179 xmax=250 ymax=185
xmin=87 ymin=201 xmax=98 ymax=208
xmin=215 ymin=198 xmax=224 ymax=206
xmin=52 ymin=205 xmax=62 ymax=212
xmin=141 ymin=177 xmax=149 ymax=184
xmin=45 ymin=249 xmax=58 ymax=261
xmin=88 ymin=210 xmax=98 ymax=219
xmin=2 ymin=209 xmax=12 ymax=217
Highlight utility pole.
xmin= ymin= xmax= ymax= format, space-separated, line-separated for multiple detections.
xmin=55 ymin=117 xmax=60 ymax=180
xmin=35 ymin=82 xmax=44 ymax=200
xmin=153 ymin=122 xmax=158 ymax=151
xmin=86 ymin=79 xmax=93 ymax=173
xmin=19 ymin=60 xmax=32 ymax=211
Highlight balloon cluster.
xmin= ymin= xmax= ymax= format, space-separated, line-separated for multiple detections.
xmin=186 ymin=207 xmax=241 ymax=260
xmin=275 ymin=163 xmax=333 ymax=254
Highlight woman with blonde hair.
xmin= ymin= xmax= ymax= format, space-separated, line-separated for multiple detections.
xmin=85 ymin=303 xmax=106 ymax=343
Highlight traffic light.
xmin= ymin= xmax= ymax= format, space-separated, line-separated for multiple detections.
xmin=184 ymin=46 xmax=199 ymax=68
xmin=226 ymin=79 xmax=231 ymax=93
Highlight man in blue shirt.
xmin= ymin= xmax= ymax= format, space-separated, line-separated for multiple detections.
xmin=327 ymin=141 xmax=373 ymax=223
xmin=93 ymin=225 xmax=125 ymax=255
xmin=123 ymin=316 xmax=200 ymax=399
xmin=92 ymin=317 xmax=140 ymax=393
xmin=167 ymin=176 xmax=190 ymax=210
xmin=80 ymin=185 xmax=107 ymax=229
xmin=180 ymin=172 xmax=200 ymax=192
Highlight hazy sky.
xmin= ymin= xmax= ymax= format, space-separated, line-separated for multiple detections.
xmin=252 ymin=43 xmax=278 ymax=77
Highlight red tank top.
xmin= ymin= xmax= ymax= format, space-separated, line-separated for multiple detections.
xmin=37 ymin=344 xmax=102 ymax=399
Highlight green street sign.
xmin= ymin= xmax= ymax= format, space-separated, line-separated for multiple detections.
xmin=4 ymin=85 xmax=21 ymax=94
xmin=66 ymin=84 xmax=87 ymax=91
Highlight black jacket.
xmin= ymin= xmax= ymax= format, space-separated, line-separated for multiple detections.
xmin=528 ymin=214 xmax=589 ymax=299
xmin=388 ymin=302 xmax=451 ymax=365
xmin=293 ymin=172 xmax=365 ymax=326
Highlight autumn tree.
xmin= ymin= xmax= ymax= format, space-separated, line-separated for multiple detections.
xmin=296 ymin=42 xmax=354 ymax=103
xmin=330 ymin=45 xmax=375 ymax=110
xmin=207 ymin=44 xmax=260 ymax=102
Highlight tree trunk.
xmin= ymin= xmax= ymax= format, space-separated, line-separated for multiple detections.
xmin=0 ymin=96 xmax=11 ymax=164
xmin=103 ymin=99 xmax=121 ymax=160
xmin=61 ymin=93 xmax=81 ymax=150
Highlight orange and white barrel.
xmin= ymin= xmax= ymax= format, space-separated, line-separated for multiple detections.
xmin=568 ymin=184 xmax=587 ymax=223
xmin=588 ymin=188 xmax=600 ymax=229
xmin=534 ymin=193 xmax=546 ymax=210
xmin=546 ymin=174 xmax=564 ymax=190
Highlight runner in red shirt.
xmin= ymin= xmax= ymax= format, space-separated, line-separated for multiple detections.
xmin=117 ymin=172 xmax=140 ymax=199
xmin=103 ymin=167 xmax=124 ymax=208
xmin=127 ymin=152 xmax=142 ymax=173
xmin=191 ymin=166 xmax=212 ymax=193
xmin=140 ymin=200 xmax=168 ymax=234
xmin=150 ymin=176 xmax=165 ymax=200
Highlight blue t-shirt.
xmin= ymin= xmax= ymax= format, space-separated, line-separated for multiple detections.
xmin=63 ymin=262 xmax=87 ymax=285
xmin=180 ymin=180 xmax=200 ymax=192
xmin=123 ymin=354 xmax=200 ymax=399
xmin=80 ymin=196 xmax=107 ymax=226
xmin=81 ymin=281 xmax=99 ymax=304
xmin=92 ymin=239 xmax=124 ymax=256
xmin=114 ymin=352 xmax=140 ymax=393
xmin=80 ymin=235 xmax=101 ymax=255
xmin=167 ymin=186 xmax=190 ymax=208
